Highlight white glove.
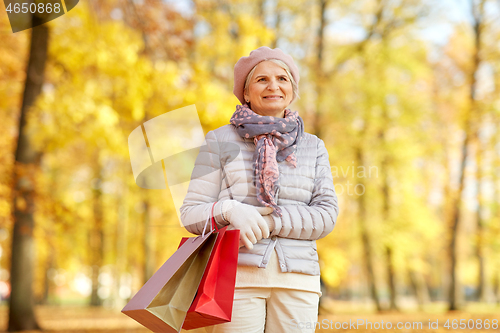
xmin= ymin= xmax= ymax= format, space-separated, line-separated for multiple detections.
xmin=222 ymin=200 xmax=274 ymax=250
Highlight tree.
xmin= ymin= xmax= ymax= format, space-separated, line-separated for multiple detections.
xmin=447 ymin=0 xmax=485 ymax=311
xmin=8 ymin=12 xmax=50 ymax=331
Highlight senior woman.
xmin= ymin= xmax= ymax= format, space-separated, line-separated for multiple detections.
xmin=180 ymin=46 xmax=339 ymax=333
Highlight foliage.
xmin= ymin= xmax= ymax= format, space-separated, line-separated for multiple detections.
xmin=0 ymin=0 xmax=499 ymax=309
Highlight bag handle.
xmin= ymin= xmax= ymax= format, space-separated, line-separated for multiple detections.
xmin=211 ymin=201 xmax=219 ymax=231
xmin=202 ymin=202 xmax=218 ymax=237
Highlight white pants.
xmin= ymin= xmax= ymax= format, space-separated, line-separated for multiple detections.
xmin=204 ymin=287 xmax=320 ymax=333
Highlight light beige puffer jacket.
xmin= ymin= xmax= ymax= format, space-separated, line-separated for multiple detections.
xmin=180 ymin=124 xmax=339 ymax=276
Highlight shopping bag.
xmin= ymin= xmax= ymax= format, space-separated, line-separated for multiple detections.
xmin=178 ymin=203 xmax=240 ymax=330
xmin=121 ymin=227 xmax=217 ymax=333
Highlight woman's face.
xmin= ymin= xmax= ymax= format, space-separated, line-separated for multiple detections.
xmin=244 ymin=61 xmax=293 ymax=118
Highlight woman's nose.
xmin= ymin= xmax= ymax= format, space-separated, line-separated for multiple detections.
xmin=267 ymin=79 xmax=279 ymax=90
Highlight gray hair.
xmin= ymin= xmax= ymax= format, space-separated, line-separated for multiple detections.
xmin=243 ymin=59 xmax=300 ymax=103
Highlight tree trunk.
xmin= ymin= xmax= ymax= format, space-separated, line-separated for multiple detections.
xmin=494 ymin=121 xmax=500 ymax=305
xmin=257 ymin=0 xmax=265 ymax=23
xmin=311 ymin=0 xmax=327 ymax=137
xmin=385 ymin=246 xmax=399 ymax=311
xmin=379 ymin=123 xmax=398 ymax=311
xmin=447 ymin=122 xmax=469 ymax=311
xmin=430 ymin=60 xmax=453 ymax=307
xmin=408 ymin=266 xmax=430 ymax=311
xmin=382 ymin=160 xmax=398 ymax=311
xmin=474 ymin=139 xmax=486 ymax=302
xmin=407 ymin=253 xmax=431 ymax=311
xmin=447 ymin=0 xmax=484 ymax=312
xmin=114 ymin=187 xmax=129 ymax=308
xmin=356 ymin=146 xmax=383 ymax=311
xmin=318 ymin=276 xmax=329 ymax=315
xmin=8 ymin=12 xmax=49 ymax=332
xmin=39 ymin=250 xmax=55 ymax=305
xmin=39 ymin=168 xmax=59 ymax=306
xmin=143 ymin=195 xmax=155 ymax=283
xmin=494 ymin=269 xmax=500 ymax=305
xmin=270 ymin=11 xmax=281 ymax=49
xmin=90 ymin=160 xmax=104 ymax=306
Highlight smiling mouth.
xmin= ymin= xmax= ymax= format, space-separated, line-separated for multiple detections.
xmin=264 ymin=96 xmax=283 ymax=99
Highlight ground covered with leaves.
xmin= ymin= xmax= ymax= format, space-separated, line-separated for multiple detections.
xmin=0 ymin=301 xmax=498 ymax=332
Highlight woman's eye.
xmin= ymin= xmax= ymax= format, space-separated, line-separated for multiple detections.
xmin=257 ymin=77 xmax=287 ymax=82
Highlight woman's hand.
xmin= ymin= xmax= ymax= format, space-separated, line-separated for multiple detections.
xmin=222 ymin=201 xmax=274 ymax=250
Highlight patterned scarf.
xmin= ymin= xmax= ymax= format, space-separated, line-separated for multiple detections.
xmin=230 ymin=104 xmax=304 ymax=217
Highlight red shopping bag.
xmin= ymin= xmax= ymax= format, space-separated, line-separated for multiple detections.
xmin=178 ymin=203 xmax=240 ymax=330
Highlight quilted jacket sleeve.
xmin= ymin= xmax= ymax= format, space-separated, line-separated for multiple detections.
xmin=179 ymin=130 xmax=229 ymax=235
xmin=270 ymin=138 xmax=339 ymax=240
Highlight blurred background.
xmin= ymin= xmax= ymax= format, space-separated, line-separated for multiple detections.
xmin=1 ymin=0 xmax=500 ymax=331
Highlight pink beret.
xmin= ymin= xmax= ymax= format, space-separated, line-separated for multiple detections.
xmin=233 ymin=46 xmax=300 ymax=104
